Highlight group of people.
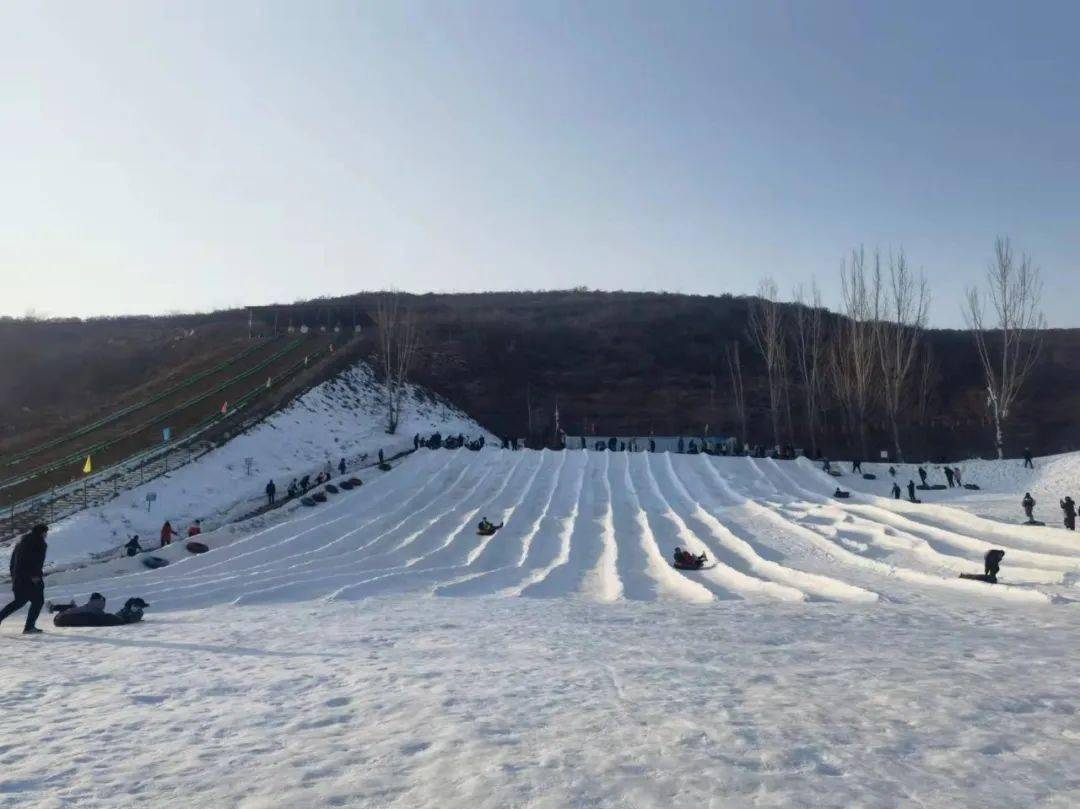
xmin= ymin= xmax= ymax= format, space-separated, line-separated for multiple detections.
xmin=418 ymin=433 xmax=485 ymax=451
xmin=276 ymin=458 xmax=353 ymax=503
xmin=1020 ymin=492 xmax=1077 ymax=530
xmin=159 ymin=519 xmax=201 ymax=548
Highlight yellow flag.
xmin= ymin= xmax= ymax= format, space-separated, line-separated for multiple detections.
xmin=83 ymin=455 xmax=92 ymax=474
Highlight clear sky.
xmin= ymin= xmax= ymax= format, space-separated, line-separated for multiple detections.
xmin=2 ymin=1 xmax=1077 ymax=326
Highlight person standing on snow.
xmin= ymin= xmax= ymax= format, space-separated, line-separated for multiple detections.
xmin=943 ymin=467 xmax=954 ymax=488
xmin=907 ymin=480 xmax=918 ymax=503
xmin=852 ymin=459 xmax=862 ymax=473
xmin=0 ymin=524 xmax=48 ymax=634
xmin=338 ymin=458 xmax=346 ymax=476
xmin=160 ymin=520 xmax=177 ymax=548
xmin=1023 ymin=448 xmax=1034 ymax=469
xmin=953 ymin=467 xmax=963 ymax=487
xmin=265 ymin=479 xmax=276 ymax=506
xmin=1022 ymin=493 xmax=1036 ymax=522
xmin=891 ymin=482 xmax=901 ymax=499
xmin=917 ymin=467 xmax=928 ymax=487
xmin=188 ymin=520 xmax=203 ymax=537
xmin=1060 ymin=496 xmax=1076 ymax=531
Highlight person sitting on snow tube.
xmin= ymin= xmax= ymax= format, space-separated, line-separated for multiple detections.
xmin=477 ymin=518 xmax=502 ymax=536
xmin=673 ymin=547 xmax=707 ymax=569
xmin=53 ymin=595 xmax=147 ymax=627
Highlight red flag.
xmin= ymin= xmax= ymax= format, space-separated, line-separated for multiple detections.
xmin=220 ymin=401 xmax=228 ymax=415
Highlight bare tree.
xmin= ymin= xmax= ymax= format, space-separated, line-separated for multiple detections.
xmin=723 ymin=340 xmax=748 ymax=446
xmin=747 ymin=278 xmax=786 ymax=449
xmin=916 ymin=342 xmax=937 ymax=428
xmin=791 ymin=281 xmax=826 ymax=457
xmin=832 ymin=248 xmax=881 ymax=459
xmin=374 ymin=293 xmax=421 ymax=434
xmin=876 ymin=250 xmax=930 ymax=462
xmin=963 ymin=237 xmax=1045 ymax=459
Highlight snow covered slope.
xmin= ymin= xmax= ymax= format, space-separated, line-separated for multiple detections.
xmin=22 ymin=362 xmax=491 ymax=567
xmin=6 ymin=449 xmax=1080 ymax=809
xmin=44 ymin=450 xmax=1080 ymax=607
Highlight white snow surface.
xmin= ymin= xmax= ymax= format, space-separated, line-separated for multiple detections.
xmin=3 ymin=449 xmax=1080 ymax=807
xmin=13 ymin=362 xmax=490 ymax=568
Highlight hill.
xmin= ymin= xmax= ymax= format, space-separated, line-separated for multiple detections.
xmin=5 ymin=290 xmax=1080 ymax=467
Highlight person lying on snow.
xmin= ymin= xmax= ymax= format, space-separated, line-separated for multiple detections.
xmin=53 ymin=595 xmax=148 ymax=627
xmin=477 ymin=518 xmax=503 ymax=535
xmin=673 ymin=547 xmax=708 ymax=569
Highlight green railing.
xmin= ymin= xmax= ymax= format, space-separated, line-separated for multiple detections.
xmin=3 ymin=337 xmax=279 ymax=467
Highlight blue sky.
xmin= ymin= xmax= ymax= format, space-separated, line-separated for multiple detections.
xmin=1 ymin=1 xmax=1077 ymax=325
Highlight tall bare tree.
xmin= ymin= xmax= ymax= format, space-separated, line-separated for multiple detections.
xmin=723 ymin=340 xmax=748 ymax=446
xmin=374 ymin=293 xmax=421 ymax=434
xmin=876 ymin=250 xmax=930 ymax=462
xmin=747 ymin=278 xmax=787 ymax=449
xmin=791 ymin=281 xmax=826 ymax=457
xmin=963 ymin=237 xmax=1045 ymax=459
xmin=831 ymin=248 xmax=881 ymax=459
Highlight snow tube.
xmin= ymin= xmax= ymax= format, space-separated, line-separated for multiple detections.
xmin=186 ymin=541 xmax=209 ymax=555
xmin=963 ymin=483 xmax=981 ymax=490
xmin=916 ymin=484 xmax=947 ymax=491
xmin=833 ymin=490 xmax=851 ymax=499
xmin=378 ymin=463 xmax=392 ymax=472
xmin=300 ymin=496 xmax=317 ymax=507
xmin=959 ymin=573 xmax=998 ymax=584
xmin=325 ymin=484 xmax=339 ymax=494
xmin=862 ymin=473 xmax=877 ymax=480
xmin=348 ymin=477 xmax=363 ymax=486
xmin=312 ymin=491 xmax=328 ymax=503
xmin=339 ymin=481 xmax=355 ymax=490
xmin=672 ymin=561 xmax=714 ymax=571
xmin=827 ymin=470 xmax=842 ymax=477
xmin=1023 ymin=519 xmax=1045 ymax=526
xmin=142 ymin=556 xmax=169 ymax=569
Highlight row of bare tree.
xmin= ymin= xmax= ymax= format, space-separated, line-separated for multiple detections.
xmin=738 ymin=237 xmax=1043 ymax=461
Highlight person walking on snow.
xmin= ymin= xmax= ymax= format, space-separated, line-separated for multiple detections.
xmin=907 ymin=480 xmax=918 ymax=503
xmin=160 ymin=520 xmax=177 ymax=548
xmin=265 ymin=479 xmax=276 ymax=506
xmin=953 ymin=467 xmax=963 ymax=487
xmin=378 ymin=449 xmax=385 ymax=465
xmin=1060 ymin=496 xmax=1076 ymax=531
xmin=0 ymin=524 xmax=48 ymax=634
xmin=891 ymin=482 xmax=901 ymax=499
xmin=1022 ymin=493 xmax=1036 ymax=522
xmin=338 ymin=458 xmax=346 ymax=476
xmin=1023 ymin=448 xmax=1034 ymax=469
xmin=944 ymin=467 xmax=955 ymax=488
xmin=852 ymin=460 xmax=862 ymax=473
xmin=917 ymin=467 xmax=928 ymax=487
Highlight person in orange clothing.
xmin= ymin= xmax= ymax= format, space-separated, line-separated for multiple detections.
xmin=187 ymin=520 xmax=202 ymax=537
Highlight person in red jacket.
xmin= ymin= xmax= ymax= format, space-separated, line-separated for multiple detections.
xmin=187 ymin=520 xmax=202 ymax=537
xmin=160 ymin=521 xmax=177 ymax=548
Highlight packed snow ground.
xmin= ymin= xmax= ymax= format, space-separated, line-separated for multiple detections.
xmin=3 ymin=598 xmax=1079 ymax=809
xmin=4 ymin=449 xmax=1080 ymax=808
xmin=8 ymin=362 xmax=489 ymax=568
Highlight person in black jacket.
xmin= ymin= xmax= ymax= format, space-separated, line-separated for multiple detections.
xmin=0 ymin=524 xmax=49 ymax=634
xmin=265 ymin=479 xmax=276 ymax=506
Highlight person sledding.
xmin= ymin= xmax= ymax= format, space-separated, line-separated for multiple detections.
xmin=53 ymin=594 xmax=148 ymax=627
xmin=672 ymin=547 xmax=708 ymax=570
xmin=477 ymin=517 xmax=503 ymax=536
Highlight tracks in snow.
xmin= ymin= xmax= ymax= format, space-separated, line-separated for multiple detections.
xmin=48 ymin=450 xmax=1080 ymax=609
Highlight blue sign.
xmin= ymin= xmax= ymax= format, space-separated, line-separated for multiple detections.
xmin=162 ymin=427 xmax=172 ymax=442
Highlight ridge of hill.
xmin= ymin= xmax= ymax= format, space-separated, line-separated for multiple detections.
xmin=5 ymin=290 xmax=1080 ymax=463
